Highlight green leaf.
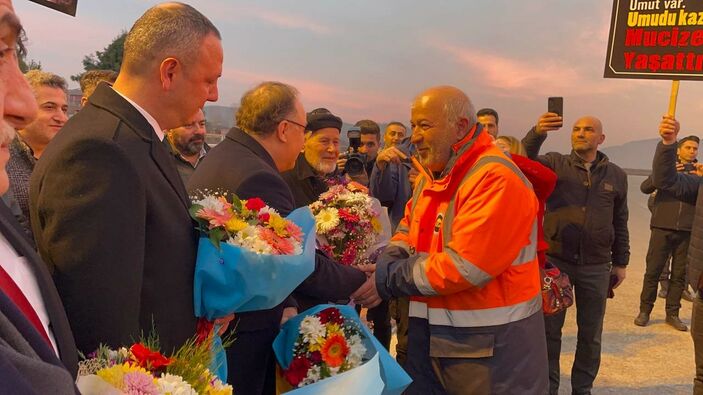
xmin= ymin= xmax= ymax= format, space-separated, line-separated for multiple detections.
xmin=231 ymin=194 xmax=242 ymax=212
xmin=208 ymin=227 xmax=225 ymax=249
xmin=189 ymin=204 xmax=204 ymax=221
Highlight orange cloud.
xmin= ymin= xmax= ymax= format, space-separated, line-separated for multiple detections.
xmin=222 ymin=67 xmax=407 ymax=122
xmin=205 ymin=3 xmax=331 ymax=34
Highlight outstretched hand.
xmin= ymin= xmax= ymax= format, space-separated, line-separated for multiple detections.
xmin=659 ymin=115 xmax=679 ymax=145
xmin=535 ymin=112 xmax=563 ymax=134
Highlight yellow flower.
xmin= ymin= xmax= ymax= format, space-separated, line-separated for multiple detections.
xmin=371 ymin=217 xmax=381 ymax=233
xmin=268 ymin=213 xmax=289 ymax=236
xmin=225 ymin=216 xmax=248 ymax=232
xmin=97 ymin=362 xmax=150 ymax=390
xmin=326 ymin=323 xmax=342 ymax=335
xmin=315 ymin=208 xmax=340 ymax=233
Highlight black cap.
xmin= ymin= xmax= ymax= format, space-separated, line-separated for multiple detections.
xmin=306 ymin=108 xmax=342 ymax=133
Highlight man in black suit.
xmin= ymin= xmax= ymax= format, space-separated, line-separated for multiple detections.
xmin=0 ymin=0 xmax=79 ymax=392
xmin=29 ymin=3 xmax=224 ymax=355
xmin=188 ymin=81 xmax=368 ymax=394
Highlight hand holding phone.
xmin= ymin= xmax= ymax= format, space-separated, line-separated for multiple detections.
xmin=548 ymin=97 xmax=563 ymax=117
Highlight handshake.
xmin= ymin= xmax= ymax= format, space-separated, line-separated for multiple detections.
xmin=351 ymin=263 xmax=382 ymax=308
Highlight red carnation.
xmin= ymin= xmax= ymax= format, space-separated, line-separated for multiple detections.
xmin=308 ymin=350 xmax=323 ymax=364
xmin=259 ymin=212 xmax=271 ymax=223
xmin=245 ymin=197 xmax=267 ymax=211
xmin=318 ymin=307 xmax=344 ymax=325
xmin=129 ymin=343 xmax=173 ymax=371
xmin=338 ymin=208 xmax=360 ymax=223
xmin=284 ymin=355 xmax=312 ymax=387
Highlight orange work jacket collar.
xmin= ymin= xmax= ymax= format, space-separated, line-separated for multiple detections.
xmin=414 ymin=124 xmax=493 ymax=190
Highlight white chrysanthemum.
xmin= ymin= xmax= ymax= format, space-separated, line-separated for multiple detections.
xmin=300 ymin=316 xmax=326 ymax=344
xmin=291 ymin=239 xmax=303 ymax=255
xmin=315 ymin=208 xmax=340 ymax=233
xmin=300 ymin=365 xmax=322 ymax=386
xmin=157 ymin=374 xmax=197 ymax=395
xmin=194 ymin=195 xmax=226 ymax=213
xmin=346 ymin=335 xmax=367 ymax=367
xmin=258 ymin=206 xmax=279 ymax=216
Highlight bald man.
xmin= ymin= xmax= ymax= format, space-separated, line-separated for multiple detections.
xmin=355 ymin=86 xmax=548 ymax=394
xmin=522 ymin=113 xmax=630 ymax=394
xmin=30 ymin=3 xmax=225 ymax=355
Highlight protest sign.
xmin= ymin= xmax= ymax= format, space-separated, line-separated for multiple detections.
xmin=29 ymin=0 xmax=77 ymax=17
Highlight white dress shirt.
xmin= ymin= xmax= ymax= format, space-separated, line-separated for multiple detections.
xmin=112 ymin=87 xmax=165 ymax=141
xmin=0 ymin=232 xmax=58 ymax=355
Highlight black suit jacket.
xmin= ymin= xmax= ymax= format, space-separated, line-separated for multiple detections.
xmin=0 ymin=291 xmax=79 ymax=394
xmin=0 ymin=201 xmax=78 ymax=378
xmin=29 ymin=83 xmax=198 ymax=354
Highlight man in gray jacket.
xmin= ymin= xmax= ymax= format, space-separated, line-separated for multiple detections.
xmin=523 ymin=112 xmax=629 ymax=395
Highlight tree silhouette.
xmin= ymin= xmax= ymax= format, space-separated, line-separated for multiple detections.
xmin=71 ymin=31 xmax=126 ymax=82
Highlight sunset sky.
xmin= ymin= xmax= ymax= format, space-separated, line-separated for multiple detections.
xmin=15 ymin=0 xmax=703 ymax=150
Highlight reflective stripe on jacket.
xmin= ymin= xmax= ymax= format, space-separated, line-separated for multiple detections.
xmin=377 ymin=125 xmax=542 ymax=328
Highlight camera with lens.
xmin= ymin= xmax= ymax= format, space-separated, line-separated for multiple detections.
xmin=341 ymin=129 xmax=367 ymax=177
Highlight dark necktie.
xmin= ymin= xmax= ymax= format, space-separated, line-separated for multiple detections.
xmin=0 ymin=264 xmax=52 ymax=347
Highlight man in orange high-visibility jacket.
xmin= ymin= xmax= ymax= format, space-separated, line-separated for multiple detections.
xmin=354 ymin=86 xmax=548 ymax=394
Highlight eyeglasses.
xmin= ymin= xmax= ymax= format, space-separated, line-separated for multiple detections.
xmin=284 ymin=118 xmax=307 ymax=130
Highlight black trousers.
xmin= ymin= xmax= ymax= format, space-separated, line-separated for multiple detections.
xmin=692 ymin=296 xmax=703 ymax=395
xmin=226 ymin=327 xmax=278 ymax=395
xmin=639 ymin=228 xmax=689 ymax=315
xmin=390 ymin=297 xmax=410 ymax=366
xmin=365 ymin=300 xmax=392 ymax=350
xmin=544 ymin=261 xmax=610 ymax=395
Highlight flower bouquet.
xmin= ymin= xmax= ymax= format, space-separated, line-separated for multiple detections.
xmin=190 ymin=190 xmax=317 ymax=380
xmin=309 ymin=181 xmax=391 ymax=266
xmin=76 ymin=333 xmax=232 ymax=395
xmin=273 ymin=305 xmax=412 ymax=395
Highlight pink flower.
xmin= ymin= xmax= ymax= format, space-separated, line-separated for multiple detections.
xmin=123 ymin=371 xmax=159 ymax=395
xmin=286 ymin=222 xmax=303 ymax=242
xmin=197 ymin=207 xmax=234 ymax=229
xmin=259 ymin=228 xmax=295 ymax=255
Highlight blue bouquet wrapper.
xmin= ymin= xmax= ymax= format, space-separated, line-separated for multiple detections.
xmin=273 ymin=304 xmax=412 ymax=395
xmin=194 ymin=207 xmax=316 ymax=318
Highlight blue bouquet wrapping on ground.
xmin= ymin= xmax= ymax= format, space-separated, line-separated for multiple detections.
xmin=273 ymin=304 xmax=412 ymax=395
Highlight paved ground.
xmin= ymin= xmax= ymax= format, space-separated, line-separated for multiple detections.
xmin=386 ymin=175 xmax=697 ymax=394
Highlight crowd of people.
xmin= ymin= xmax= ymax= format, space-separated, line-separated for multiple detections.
xmin=2 ymin=1 xmax=703 ymax=395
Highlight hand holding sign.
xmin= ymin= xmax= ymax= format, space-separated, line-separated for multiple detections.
xmin=659 ymin=114 xmax=680 ymax=145
xmin=535 ymin=112 xmax=564 ymax=135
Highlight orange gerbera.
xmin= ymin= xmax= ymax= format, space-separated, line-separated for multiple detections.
xmin=320 ymin=333 xmax=349 ymax=368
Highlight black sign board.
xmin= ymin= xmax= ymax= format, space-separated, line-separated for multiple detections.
xmin=605 ymin=0 xmax=703 ymax=80
xmin=29 ymin=0 xmax=77 ymax=17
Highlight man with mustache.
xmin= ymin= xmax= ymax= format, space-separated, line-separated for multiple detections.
xmin=355 ymin=86 xmax=548 ymax=394
xmin=165 ymin=108 xmax=210 ymax=184
xmin=522 ymin=113 xmax=630 ymax=395
xmin=0 ymin=0 xmax=79 ymax=392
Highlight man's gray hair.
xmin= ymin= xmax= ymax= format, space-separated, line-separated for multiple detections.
xmin=24 ymin=70 xmax=67 ymax=92
xmin=236 ymin=81 xmax=299 ymax=137
xmin=121 ymin=2 xmax=220 ymax=75
xmin=444 ymin=92 xmax=476 ymax=126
